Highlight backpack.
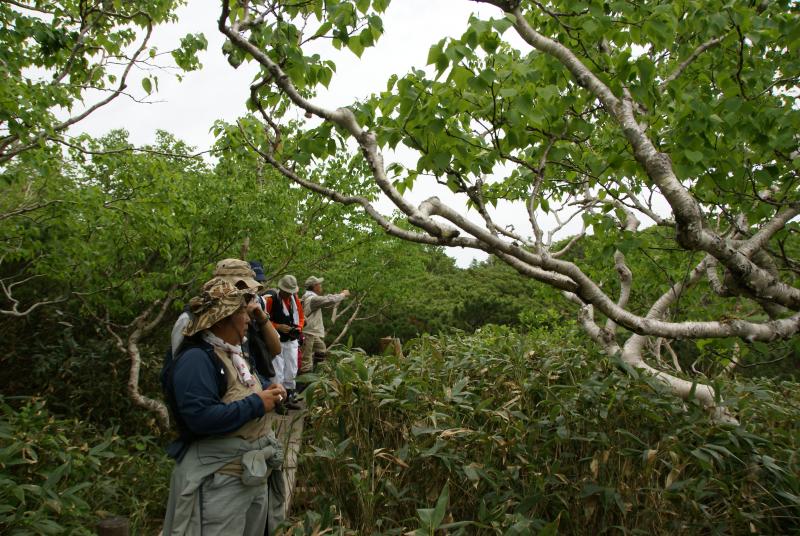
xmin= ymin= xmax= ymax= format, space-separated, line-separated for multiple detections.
xmin=160 ymin=339 xmax=227 ymax=446
xmin=244 ymin=318 xmax=276 ymax=380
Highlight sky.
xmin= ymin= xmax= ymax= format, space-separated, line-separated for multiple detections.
xmin=70 ymin=0 xmax=582 ymax=267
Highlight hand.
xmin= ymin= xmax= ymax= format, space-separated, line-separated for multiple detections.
xmin=266 ymin=383 xmax=287 ymax=399
xmin=246 ymin=300 xmax=268 ymax=323
xmin=258 ymin=390 xmax=283 ymax=412
xmin=341 ymin=289 xmax=350 ymax=297
xmin=258 ymin=384 xmax=287 ymax=412
xmin=276 ymin=324 xmax=291 ymax=333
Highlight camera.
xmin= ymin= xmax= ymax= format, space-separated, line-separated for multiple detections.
xmin=287 ymin=326 xmax=302 ymax=341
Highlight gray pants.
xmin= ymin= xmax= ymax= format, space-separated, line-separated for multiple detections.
xmin=300 ymin=333 xmax=326 ymax=374
xmin=189 ymin=473 xmax=268 ymax=536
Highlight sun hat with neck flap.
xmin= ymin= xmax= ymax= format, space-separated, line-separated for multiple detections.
xmin=183 ymin=277 xmax=253 ymax=337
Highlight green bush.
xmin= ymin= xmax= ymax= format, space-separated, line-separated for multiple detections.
xmin=291 ymin=326 xmax=800 ymax=534
xmin=0 ymin=397 xmax=171 ymax=535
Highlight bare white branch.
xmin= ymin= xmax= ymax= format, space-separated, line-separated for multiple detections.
xmin=0 ymin=273 xmax=67 ymax=317
xmin=329 ymin=296 xmax=365 ymax=347
xmin=664 ymin=340 xmax=683 ymax=373
xmin=660 ymin=35 xmax=728 ymax=90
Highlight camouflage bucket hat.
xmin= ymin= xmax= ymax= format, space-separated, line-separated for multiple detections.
xmin=214 ymin=258 xmax=263 ymax=292
xmin=183 ymin=277 xmax=252 ymax=337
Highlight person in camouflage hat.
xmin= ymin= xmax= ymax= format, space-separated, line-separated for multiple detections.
xmin=182 ymin=276 xmax=251 ymax=336
xmin=214 ymin=258 xmax=263 ymax=291
xmin=163 ymin=277 xmax=287 ymax=536
xmin=171 ymin=258 xmax=279 ymax=356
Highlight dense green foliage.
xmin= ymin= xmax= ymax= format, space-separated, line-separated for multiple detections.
xmin=1 ymin=128 xmax=796 ymax=531
xmin=221 ymin=0 xmax=800 ymax=423
xmin=2 ymin=0 xmax=799 ymax=533
xmin=294 ymin=326 xmax=800 ymax=534
xmin=0 ymin=397 xmax=170 ymax=535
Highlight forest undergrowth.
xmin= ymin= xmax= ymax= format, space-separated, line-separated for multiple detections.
xmin=291 ymin=324 xmax=800 ymax=535
xmin=0 ymin=398 xmax=170 ymax=535
xmin=1 ymin=324 xmax=798 ymax=535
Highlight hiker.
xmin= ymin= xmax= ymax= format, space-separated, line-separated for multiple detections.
xmin=162 ymin=277 xmax=287 ymax=536
xmin=300 ymin=276 xmax=349 ymax=379
xmin=245 ymin=260 xmax=281 ymax=384
xmin=264 ymin=275 xmax=304 ymax=410
xmin=171 ymin=258 xmax=280 ymax=357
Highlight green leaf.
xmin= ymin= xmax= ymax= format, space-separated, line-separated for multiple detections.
xmin=685 ymin=150 xmax=704 ymax=163
xmin=312 ymin=21 xmax=333 ymax=39
xmin=431 ymin=482 xmax=449 ymax=529
xmin=427 ymin=43 xmax=444 ymax=66
xmin=348 ymin=38 xmax=365 ymax=57
xmin=463 ymin=463 xmax=480 ymax=482
xmin=449 ymin=66 xmax=472 ymax=88
xmin=417 ymin=507 xmax=435 ymax=529
xmin=492 ymin=17 xmax=513 ymax=34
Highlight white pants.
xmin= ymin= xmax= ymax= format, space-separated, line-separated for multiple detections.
xmin=272 ymin=340 xmax=298 ymax=390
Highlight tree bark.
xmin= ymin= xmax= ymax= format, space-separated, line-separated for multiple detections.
xmin=108 ymin=290 xmax=177 ymax=429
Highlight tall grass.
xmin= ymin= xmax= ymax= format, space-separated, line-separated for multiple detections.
xmin=291 ymin=325 xmax=800 ymax=535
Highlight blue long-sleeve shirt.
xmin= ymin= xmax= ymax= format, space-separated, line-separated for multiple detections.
xmin=167 ymin=346 xmax=265 ymax=459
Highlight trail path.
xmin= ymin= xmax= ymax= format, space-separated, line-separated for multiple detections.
xmin=266 ymin=405 xmax=306 ymax=517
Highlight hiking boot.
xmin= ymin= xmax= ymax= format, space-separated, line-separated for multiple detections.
xmin=285 ymin=398 xmax=302 ymax=410
xmin=285 ymin=389 xmax=302 ymax=410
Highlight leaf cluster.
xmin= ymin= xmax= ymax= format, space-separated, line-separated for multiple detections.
xmin=0 ymin=0 xmax=204 ymax=161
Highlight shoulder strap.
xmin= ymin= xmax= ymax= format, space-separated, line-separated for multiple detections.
xmin=245 ymin=321 xmax=276 ymax=380
xmin=293 ymin=295 xmax=302 ymax=320
xmin=264 ymin=289 xmax=279 ymax=316
xmin=164 ymin=342 xmax=227 ymax=442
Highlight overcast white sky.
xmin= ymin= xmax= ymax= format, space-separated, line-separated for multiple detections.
xmin=70 ymin=0 xmax=582 ymax=267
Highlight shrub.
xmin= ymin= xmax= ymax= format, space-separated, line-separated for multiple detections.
xmin=0 ymin=397 xmax=171 ymax=535
xmin=290 ymin=326 xmax=800 ymax=534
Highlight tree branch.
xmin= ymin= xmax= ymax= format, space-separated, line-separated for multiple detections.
xmin=235 ymin=123 xmax=468 ymax=247
xmin=621 ymin=255 xmax=738 ymax=423
xmin=0 ymin=272 xmax=68 ymax=317
xmin=0 ymin=199 xmax=68 ymax=222
xmin=329 ymin=294 xmax=365 ymax=347
xmin=0 ymin=13 xmax=155 ymax=164
xmin=505 ymin=4 xmax=800 ymax=311
xmin=660 ymin=34 xmax=728 ymax=90
xmin=122 ymin=286 xmax=179 ymax=429
xmin=219 ymin=0 xmax=466 ymax=244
